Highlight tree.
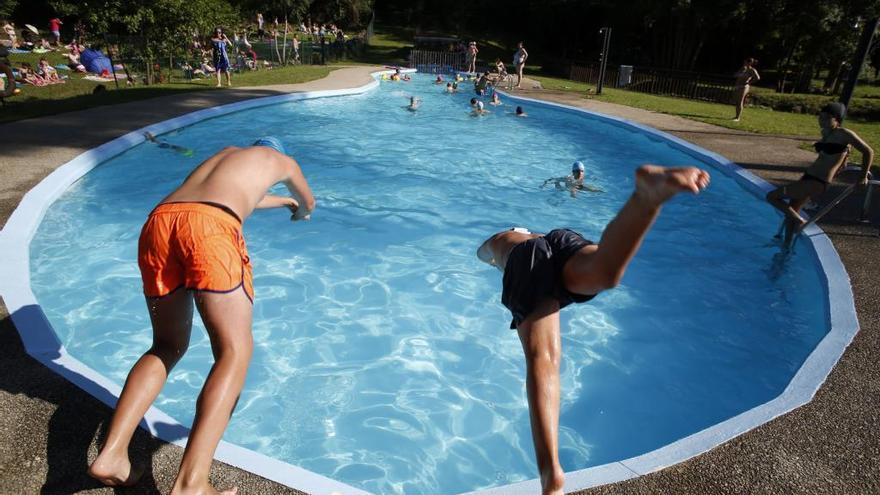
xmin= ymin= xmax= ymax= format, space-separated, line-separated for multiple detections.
xmin=0 ymin=0 xmax=17 ymax=19
xmin=49 ymin=0 xmax=240 ymax=83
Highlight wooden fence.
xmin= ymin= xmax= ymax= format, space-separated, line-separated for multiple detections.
xmin=570 ymin=64 xmax=736 ymax=103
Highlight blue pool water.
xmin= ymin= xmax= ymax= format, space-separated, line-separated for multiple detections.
xmin=30 ymin=74 xmax=828 ymax=494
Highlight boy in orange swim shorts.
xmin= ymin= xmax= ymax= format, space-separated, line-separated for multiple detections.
xmin=89 ymin=137 xmax=315 ymax=495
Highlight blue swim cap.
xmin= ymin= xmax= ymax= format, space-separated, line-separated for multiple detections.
xmin=252 ymin=136 xmax=286 ymax=155
xmin=572 ymin=161 xmax=585 ymax=172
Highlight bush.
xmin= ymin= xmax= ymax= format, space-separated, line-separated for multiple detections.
xmin=749 ymin=92 xmax=880 ymax=120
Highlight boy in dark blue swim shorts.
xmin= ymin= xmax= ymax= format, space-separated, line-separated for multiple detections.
xmin=476 ymin=164 xmax=710 ymax=495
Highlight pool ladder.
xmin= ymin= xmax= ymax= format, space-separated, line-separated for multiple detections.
xmin=778 ymin=168 xmax=879 ymax=245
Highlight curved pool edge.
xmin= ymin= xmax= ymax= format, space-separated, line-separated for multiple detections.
xmin=0 ymin=71 xmax=857 ymax=495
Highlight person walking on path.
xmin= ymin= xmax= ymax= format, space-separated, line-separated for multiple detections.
xmin=88 ymin=138 xmax=315 ymax=495
xmin=732 ymin=57 xmax=760 ymax=121
xmin=477 ymin=164 xmax=710 ymax=495
xmin=513 ymin=41 xmax=529 ymax=89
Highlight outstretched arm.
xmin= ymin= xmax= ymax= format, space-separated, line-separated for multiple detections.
xmin=282 ymin=155 xmax=316 ymax=220
xmin=256 ymin=194 xmax=298 ymax=211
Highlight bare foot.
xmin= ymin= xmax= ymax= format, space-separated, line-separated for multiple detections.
xmin=634 ymin=164 xmax=710 ymax=206
xmin=171 ymin=482 xmax=238 ymax=495
xmin=540 ymin=466 xmax=565 ymax=495
xmin=88 ymin=452 xmax=145 ymax=487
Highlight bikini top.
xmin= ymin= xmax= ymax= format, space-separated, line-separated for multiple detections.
xmin=813 ymin=141 xmax=848 ymax=155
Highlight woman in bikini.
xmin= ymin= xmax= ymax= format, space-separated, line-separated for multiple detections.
xmin=733 ymin=58 xmax=761 ymax=122
xmin=732 ymin=58 xmax=760 ymax=121
xmin=766 ymin=102 xmax=874 ymax=235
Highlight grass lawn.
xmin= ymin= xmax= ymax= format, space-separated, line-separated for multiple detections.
xmin=1 ymin=50 xmax=332 ymax=124
xmin=527 ymin=73 xmax=880 ymax=163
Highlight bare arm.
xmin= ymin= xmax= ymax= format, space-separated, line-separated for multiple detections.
xmin=844 ymin=129 xmax=875 ymax=183
xmin=256 ymin=194 xmax=298 ymax=211
xmin=281 ymin=155 xmax=316 ymax=220
xmin=751 ymin=67 xmax=760 ymax=82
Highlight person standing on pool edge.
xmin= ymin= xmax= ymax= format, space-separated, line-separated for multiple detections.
xmin=88 ymin=137 xmax=315 ymax=495
xmin=477 ymin=165 xmax=710 ymax=495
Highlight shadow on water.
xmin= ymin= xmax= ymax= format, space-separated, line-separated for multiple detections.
xmin=0 ymin=299 xmax=185 ymax=494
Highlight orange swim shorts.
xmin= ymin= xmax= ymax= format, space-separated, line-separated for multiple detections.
xmin=137 ymin=202 xmax=253 ymax=302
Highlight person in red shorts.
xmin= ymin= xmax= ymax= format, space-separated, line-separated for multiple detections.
xmin=88 ymin=137 xmax=315 ymax=495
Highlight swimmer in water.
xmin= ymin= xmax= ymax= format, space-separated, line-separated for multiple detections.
xmin=471 ymin=100 xmax=489 ymax=116
xmin=542 ymin=161 xmax=604 ymax=197
xmin=407 ymin=96 xmax=421 ymax=111
xmin=489 ymin=92 xmax=502 ymax=106
xmin=144 ymin=132 xmax=195 ymax=157
xmin=515 ymin=106 xmax=527 ymax=117
xmin=435 ymin=75 xmax=444 ymax=84
xmin=446 ymin=82 xmax=454 ymax=93
xmin=477 ymin=165 xmax=710 ymax=495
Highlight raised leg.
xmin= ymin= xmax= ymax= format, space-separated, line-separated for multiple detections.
xmin=170 ymin=288 xmax=253 ymax=495
xmin=517 ymin=298 xmax=565 ymax=495
xmin=89 ymin=288 xmax=194 ymax=486
xmin=563 ymin=165 xmax=710 ymax=296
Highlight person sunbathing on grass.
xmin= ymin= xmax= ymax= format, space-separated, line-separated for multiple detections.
xmin=477 ymin=164 xmax=710 ymax=495
xmin=88 ymin=137 xmax=315 ymax=495
xmin=766 ymin=102 xmax=874 ymax=244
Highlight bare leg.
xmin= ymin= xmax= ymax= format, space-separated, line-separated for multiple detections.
xmin=766 ymin=180 xmax=818 ymax=228
xmin=516 ymin=64 xmax=524 ymax=88
xmin=215 ymin=70 xmax=221 ymax=87
xmin=733 ymin=87 xmax=747 ymax=121
xmin=89 ymin=289 xmax=194 ymax=486
xmin=170 ymin=288 xmax=253 ymax=495
xmin=564 ymin=165 xmax=710 ymax=296
xmin=517 ymin=299 xmax=565 ymax=495
xmin=226 ymin=70 xmax=232 ymax=87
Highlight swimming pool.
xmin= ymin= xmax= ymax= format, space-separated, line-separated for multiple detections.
xmin=24 ymin=73 xmax=834 ymax=494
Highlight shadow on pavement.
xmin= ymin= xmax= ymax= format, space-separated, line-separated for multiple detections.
xmin=0 ymin=299 xmax=178 ymax=494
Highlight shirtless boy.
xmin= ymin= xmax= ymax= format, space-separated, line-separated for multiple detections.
xmin=766 ymin=102 xmax=874 ymax=239
xmin=88 ymin=137 xmax=315 ymax=495
xmin=477 ymin=165 xmax=710 ymax=495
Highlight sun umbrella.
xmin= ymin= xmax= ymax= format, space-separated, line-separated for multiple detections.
xmin=25 ymin=24 xmax=39 ymax=35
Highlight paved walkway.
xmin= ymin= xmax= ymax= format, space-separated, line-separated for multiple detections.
xmin=1 ymin=70 xmax=878 ymax=494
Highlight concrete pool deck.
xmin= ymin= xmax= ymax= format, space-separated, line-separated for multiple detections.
xmin=1 ymin=67 xmax=878 ymax=494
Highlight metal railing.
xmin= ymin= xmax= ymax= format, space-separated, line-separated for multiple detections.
xmin=570 ymin=64 xmax=737 ymax=103
xmin=409 ymin=49 xmax=466 ymax=73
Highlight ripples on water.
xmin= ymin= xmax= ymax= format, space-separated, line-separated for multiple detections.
xmin=31 ymin=74 xmax=827 ymax=494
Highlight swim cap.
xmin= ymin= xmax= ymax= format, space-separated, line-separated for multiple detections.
xmin=820 ymin=102 xmax=846 ymax=121
xmin=572 ymin=161 xmax=585 ymax=172
xmin=252 ymin=136 xmax=286 ymax=155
